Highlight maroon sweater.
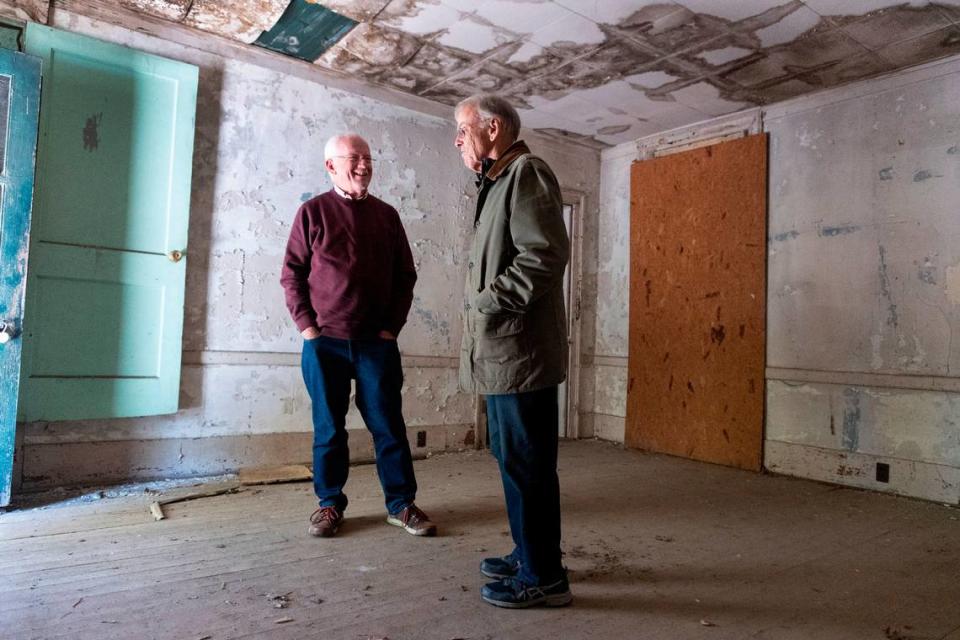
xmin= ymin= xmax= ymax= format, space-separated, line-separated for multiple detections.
xmin=280 ymin=190 xmax=417 ymax=339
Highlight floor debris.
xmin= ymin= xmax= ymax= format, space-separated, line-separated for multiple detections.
xmin=239 ymin=464 xmax=312 ymax=485
xmin=149 ymin=502 xmax=165 ymax=521
xmin=148 ymin=484 xmax=245 ymax=520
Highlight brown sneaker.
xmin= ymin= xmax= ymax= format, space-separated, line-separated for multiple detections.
xmin=386 ymin=504 xmax=437 ymax=537
xmin=308 ymin=506 xmax=343 ymax=537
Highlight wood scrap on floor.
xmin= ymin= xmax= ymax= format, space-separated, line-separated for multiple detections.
xmin=148 ymin=483 xmax=243 ymax=521
xmin=147 ymin=465 xmax=311 ymax=521
xmin=238 ymin=464 xmax=312 ymax=485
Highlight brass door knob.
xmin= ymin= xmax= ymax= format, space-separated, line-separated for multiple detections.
xmin=167 ymin=249 xmax=185 ymax=263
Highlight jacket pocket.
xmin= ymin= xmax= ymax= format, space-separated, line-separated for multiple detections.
xmin=473 ymin=312 xmax=529 ymax=382
xmin=476 ymin=311 xmax=523 ymax=338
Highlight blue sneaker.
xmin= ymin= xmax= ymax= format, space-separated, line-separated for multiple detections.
xmin=481 ymin=576 xmax=573 ymax=609
xmin=480 ymin=552 xmax=520 ymax=579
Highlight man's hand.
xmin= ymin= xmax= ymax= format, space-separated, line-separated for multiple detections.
xmin=301 ymin=327 xmax=321 ymax=339
xmin=378 ymin=330 xmax=396 ymax=340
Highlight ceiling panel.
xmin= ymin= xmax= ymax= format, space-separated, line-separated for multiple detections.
xmin=99 ymin=0 xmax=960 ymax=147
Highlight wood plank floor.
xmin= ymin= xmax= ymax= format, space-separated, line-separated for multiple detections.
xmin=2 ymin=440 xmax=959 ymax=640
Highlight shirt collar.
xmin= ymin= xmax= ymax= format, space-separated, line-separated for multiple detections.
xmin=333 ymin=184 xmax=368 ymax=201
xmin=480 ymin=140 xmax=531 ymax=185
xmin=474 ymin=157 xmax=496 ymax=189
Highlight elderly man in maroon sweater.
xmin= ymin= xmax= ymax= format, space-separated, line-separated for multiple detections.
xmin=281 ymin=133 xmax=436 ymax=538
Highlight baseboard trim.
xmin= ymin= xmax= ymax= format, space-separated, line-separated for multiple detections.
xmin=765 ymin=440 xmax=960 ymax=505
xmin=20 ymin=424 xmax=476 ymax=490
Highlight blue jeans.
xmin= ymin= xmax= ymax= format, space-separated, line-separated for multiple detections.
xmin=301 ymin=335 xmax=417 ymax=514
xmin=486 ymin=386 xmax=564 ymax=585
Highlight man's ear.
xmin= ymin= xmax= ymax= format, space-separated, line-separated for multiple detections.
xmin=487 ymin=117 xmax=501 ymax=142
xmin=325 ymin=158 xmax=336 ymax=174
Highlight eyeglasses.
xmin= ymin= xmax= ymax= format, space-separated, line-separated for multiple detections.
xmin=456 ymin=118 xmax=491 ymax=139
xmin=332 ymin=155 xmax=375 ymax=164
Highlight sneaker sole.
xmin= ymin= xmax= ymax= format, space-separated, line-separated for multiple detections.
xmin=481 ymin=592 xmax=573 ymax=609
xmin=480 ymin=567 xmax=516 ymax=579
xmin=385 ymin=515 xmax=437 ymax=537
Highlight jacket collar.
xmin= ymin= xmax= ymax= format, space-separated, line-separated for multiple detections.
xmin=480 ymin=140 xmax=530 ymax=184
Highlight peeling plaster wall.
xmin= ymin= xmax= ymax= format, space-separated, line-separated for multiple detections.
xmin=764 ymin=56 xmax=960 ymax=503
xmin=19 ymin=11 xmax=599 ymax=488
xmin=590 ymin=53 xmax=960 ymax=503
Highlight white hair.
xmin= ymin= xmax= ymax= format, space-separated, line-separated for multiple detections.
xmin=324 ymin=133 xmax=368 ymax=161
xmin=455 ymin=94 xmax=522 ymax=142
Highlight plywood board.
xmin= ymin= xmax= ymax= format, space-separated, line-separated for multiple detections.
xmin=626 ymin=134 xmax=767 ymax=471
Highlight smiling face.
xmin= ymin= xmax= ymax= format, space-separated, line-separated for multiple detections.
xmin=454 ymin=105 xmax=494 ymax=172
xmin=325 ymin=135 xmax=373 ymax=198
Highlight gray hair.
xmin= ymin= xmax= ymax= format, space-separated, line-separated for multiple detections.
xmin=456 ymin=94 xmax=521 ymax=142
xmin=324 ymin=133 xmax=368 ymax=161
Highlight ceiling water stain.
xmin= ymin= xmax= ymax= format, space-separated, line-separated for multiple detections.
xmin=104 ymin=0 xmax=960 ymax=145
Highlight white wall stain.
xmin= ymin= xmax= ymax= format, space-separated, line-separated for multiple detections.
xmin=945 ymin=263 xmax=960 ymax=304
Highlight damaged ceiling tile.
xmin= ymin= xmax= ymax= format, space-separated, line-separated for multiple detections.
xmin=377 ymin=63 xmax=453 ymax=95
xmin=0 ymin=0 xmax=49 ymax=23
xmin=937 ymin=3 xmax=960 ymax=23
xmin=435 ymin=15 xmax=519 ymax=54
xmin=801 ymin=0 xmax=913 ymax=18
xmin=255 ymin=0 xmax=357 ymax=61
xmin=471 ymin=0 xmax=573 ymax=34
xmin=833 ymin=5 xmax=953 ymax=51
xmin=553 ymin=0 xmax=674 ymax=25
xmin=609 ymin=4 xmax=694 ymax=40
xmin=311 ymin=0 xmax=392 ymax=22
xmin=875 ymin=24 xmax=960 ymax=67
xmin=336 ymin=21 xmax=422 ymax=67
xmin=418 ymin=82 xmax=475 ymax=106
xmin=724 ymin=24 xmax=871 ymax=97
xmin=440 ymin=58 xmax=524 ymax=94
xmin=378 ymin=0 xmax=463 ymax=37
xmin=482 ymin=39 xmax=570 ymax=79
xmin=402 ymin=40 xmax=474 ymax=79
xmin=528 ymin=11 xmax=606 ymax=47
xmin=698 ymin=45 xmax=755 ymax=65
xmin=527 ymin=93 xmax=618 ymax=126
xmin=118 ymin=0 xmax=191 ymax=22
xmin=77 ymin=0 xmax=960 ymax=146
xmin=803 ymin=50 xmax=895 ymax=86
xmin=678 ymin=0 xmax=794 ymax=23
xmin=670 ymin=80 xmax=750 ymax=116
xmin=642 ymin=10 xmax=729 ymax=53
xmin=754 ymin=4 xmax=822 ymax=47
xmin=315 ymin=44 xmax=385 ymax=78
xmin=625 ymin=70 xmax=682 ymax=88
xmin=185 ymin=0 xmax=290 ymax=44
xmin=575 ymin=37 xmax=662 ymax=85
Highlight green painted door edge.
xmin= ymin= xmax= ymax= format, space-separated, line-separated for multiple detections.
xmin=255 ymin=0 xmax=357 ymax=62
xmin=0 ymin=48 xmax=41 ymax=506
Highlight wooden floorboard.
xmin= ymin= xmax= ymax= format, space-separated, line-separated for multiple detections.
xmin=2 ymin=441 xmax=959 ymax=640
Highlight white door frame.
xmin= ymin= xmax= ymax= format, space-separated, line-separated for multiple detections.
xmin=560 ymin=189 xmax=586 ymax=440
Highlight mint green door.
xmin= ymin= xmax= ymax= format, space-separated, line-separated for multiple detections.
xmin=0 ymin=48 xmax=41 ymax=506
xmin=19 ymin=24 xmax=198 ymax=421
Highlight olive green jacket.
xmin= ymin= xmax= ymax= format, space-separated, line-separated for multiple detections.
xmin=459 ymin=140 xmax=570 ymax=395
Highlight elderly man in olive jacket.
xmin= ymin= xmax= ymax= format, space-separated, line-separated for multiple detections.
xmin=454 ymin=94 xmax=572 ymax=609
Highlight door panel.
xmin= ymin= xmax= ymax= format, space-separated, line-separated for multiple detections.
xmin=20 ymin=24 xmax=198 ymax=421
xmin=626 ymin=134 xmax=767 ymax=471
xmin=24 ymin=243 xmax=183 ymax=418
xmin=0 ymin=48 xmax=42 ymax=506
